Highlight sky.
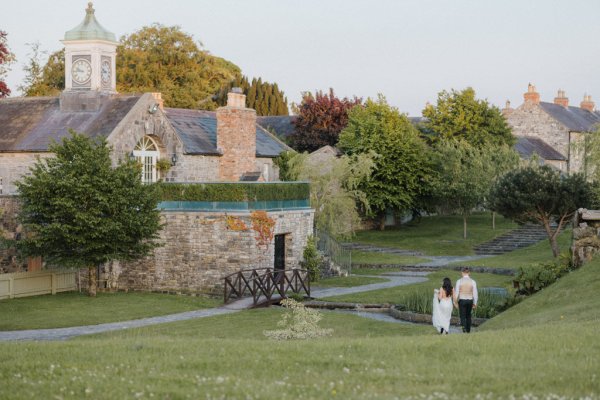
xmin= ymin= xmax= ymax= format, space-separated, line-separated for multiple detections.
xmin=2 ymin=0 xmax=600 ymax=116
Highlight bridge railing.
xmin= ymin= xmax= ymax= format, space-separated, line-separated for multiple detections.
xmin=223 ymin=268 xmax=310 ymax=305
xmin=315 ymin=229 xmax=352 ymax=275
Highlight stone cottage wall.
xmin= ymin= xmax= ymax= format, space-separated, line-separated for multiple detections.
xmin=572 ymin=209 xmax=600 ymax=267
xmin=107 ymin=209 xmax=315 ymax=295
xmin=0 ymin=153 xmax=53 ymax=195
xmin=506 ymin=103 xmax=570 ymax=159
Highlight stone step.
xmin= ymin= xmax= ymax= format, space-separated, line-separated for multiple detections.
xmin=473 ymin=224 xmax=553 ymax=255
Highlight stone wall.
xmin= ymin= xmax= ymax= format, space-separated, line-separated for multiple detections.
xmin=106 ymin=209 xmax=314 ymax=295
xmin=0 ymin=195 xmax=25 ymax=272
xmin=572 ymin=209 xmax=600 ymax=267
xmin=217 ymin=106 xmax=257 ymax=181
xmin=0 ymin=153 xmax=53 ymax=195
xmin=506 ymin=103 xmax=570 ymax=157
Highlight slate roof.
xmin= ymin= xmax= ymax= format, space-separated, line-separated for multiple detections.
xmin=256 ymin=115 xmax=296 ymax=139
xmin=539 ymin=102 xmax=600 ymax=132
xmin=164 ymin=108 xmax=290 ymax=158
xmin=0 ymin=95 xmax=141 ymax=151
xmin=515 ymin=136 xmax=566 ymax=161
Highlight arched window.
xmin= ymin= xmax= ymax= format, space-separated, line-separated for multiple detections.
xmin=133 ymin=136 xmax=159 ymax=183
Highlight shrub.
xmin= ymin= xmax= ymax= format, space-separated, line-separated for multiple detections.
xmin=158 ymin=182 xmax=310 ymax=202
xmin=263 ymin=298 xmax=333 ymax=340
xmin=514 ymin=256 xmax=572 ymax=295
xmin=301 ymin=236 xmax=322 ymax=282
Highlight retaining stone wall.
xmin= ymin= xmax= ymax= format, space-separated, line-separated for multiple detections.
xmin=0 ymin=196 xmax=25 ymax=272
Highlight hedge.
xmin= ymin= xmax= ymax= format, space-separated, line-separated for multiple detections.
xmin=158 ymin=182 xmax=310 ymax=202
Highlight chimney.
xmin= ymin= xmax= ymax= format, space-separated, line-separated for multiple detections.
xmin=216 ymin=88 xmax=257 ymax=181
xmin=150 ymin=92 xmax=164 ymax=111
xmin=553 ymin=89 xmax=569 ymax=108
xmin=580 ymin=94 xmax=595 ymax=112
xmin=523 ymin=83 xmax=540 ymax=105
xmin=502 ymin=99 xmax=513 ymax=116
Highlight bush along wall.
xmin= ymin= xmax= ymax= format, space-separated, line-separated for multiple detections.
xmin=158 ymin=182 xmax=310 ymax=202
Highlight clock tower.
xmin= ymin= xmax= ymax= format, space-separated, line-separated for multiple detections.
xmin=62 ymin=2 xmax=117 ymax=94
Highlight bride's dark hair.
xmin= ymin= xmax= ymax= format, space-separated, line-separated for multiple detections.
xmin=442 ymin=277 xmax=453 ymax=297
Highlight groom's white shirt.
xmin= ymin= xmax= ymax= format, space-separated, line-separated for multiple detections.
xmin=455 ymin=276 xmax=478 ymax=305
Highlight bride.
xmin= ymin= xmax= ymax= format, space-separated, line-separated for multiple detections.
xmin=432 ymin=277 xmax=454 ymax=334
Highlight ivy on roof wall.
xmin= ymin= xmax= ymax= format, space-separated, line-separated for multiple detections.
xmin=158 ymin=182 xmax=310 ymax=202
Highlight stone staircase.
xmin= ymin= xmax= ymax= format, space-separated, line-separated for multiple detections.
xmin=473 ymin=224 xmax=551 ymax=255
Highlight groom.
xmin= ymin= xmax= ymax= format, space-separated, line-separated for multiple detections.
xmin=453 ymin=267 xmax=478 ymax=333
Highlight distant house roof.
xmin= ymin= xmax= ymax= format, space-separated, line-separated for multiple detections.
xmin=515 ymin=136 xmax=566 ymax=161
xmin=165 ymin=108 xmax=290 ymax=158
xmin=256 ymin=115 xmax=296 ymax=139
xmin=539 ymin=102 xmax=600 ymax=132
xmin=0 ymin=95 xmax=141 ymax=152
xmin=408 ymin=116 xmax=429 ymax=125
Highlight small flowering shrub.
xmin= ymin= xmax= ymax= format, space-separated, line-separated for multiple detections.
xmin=264 ymin=298 xmax=333 ymax=340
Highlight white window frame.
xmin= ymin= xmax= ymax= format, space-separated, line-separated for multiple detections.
xmin=133 ymin=136 xmax=159 ymax=184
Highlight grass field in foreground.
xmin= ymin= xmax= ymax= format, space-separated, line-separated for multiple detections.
xmin=351 ymin=250 xmax=429 ymax=265
xmin=0 ymin=291 xmax=221 ymax=331
xmin=0 ymin=316 xmax=597 ymax=399
xmin=320 ymin=269 xmax=512 ymax=304
xmin=454 ymin=229 xmax=572 ymax=269
xmin=352 ymin=212 xmax=518 ymax=256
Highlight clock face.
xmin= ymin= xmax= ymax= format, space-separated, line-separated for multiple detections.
xmin=71 ymin=59 xmax=92 ymax=84
xmin=101 ymin=60 xmax=111 ymax=84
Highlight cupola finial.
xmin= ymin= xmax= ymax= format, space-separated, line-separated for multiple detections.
xmin=86 ymin=2 xmax=95 ymax=14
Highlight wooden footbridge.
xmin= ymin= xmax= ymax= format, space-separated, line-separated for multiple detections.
xmin=223 ymin=268 xmax=311 ymax=306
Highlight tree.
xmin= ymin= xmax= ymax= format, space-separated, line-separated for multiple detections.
xmin=338 ymin=95 xmax=433 ymax=230
xmin=489 ymin=165 xmax=593 ymax=257
xmin=422 ymin=87 xmax=515 ymax=147
xmin=20 ymin=48 xmax=65 ymax=97
xmin=431 ymin=140 xmax=518 ymax=239
xmin=289 ymin=89 xmax=362 ymax=152
xmin=16 ymin=132 xmax=163 ymax=296
xmin=214 ymin=75 xmax=289 ymax=116
xmin=0 ymin=30 xmax=16 ymax=98
xmin=19 ymin=24 xmax=241 ymax=109
xmin=285 ymin=151 xmax=374 ymax=238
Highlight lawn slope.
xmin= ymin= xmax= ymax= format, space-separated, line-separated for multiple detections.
xmin=481 ymin=256 xmax=600 ymax=330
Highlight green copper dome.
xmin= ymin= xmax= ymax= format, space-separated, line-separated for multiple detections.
xmin=64 ymin=2 xmax=117 ymax=43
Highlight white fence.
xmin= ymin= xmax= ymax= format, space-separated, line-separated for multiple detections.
xmin=0 ymin=269 xmax=77 ymax=300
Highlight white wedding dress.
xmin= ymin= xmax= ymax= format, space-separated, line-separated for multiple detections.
xmin=432 ymin=289 xmax=453 ymax=334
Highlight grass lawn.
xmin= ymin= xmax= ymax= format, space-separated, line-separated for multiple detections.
xmin=353 ymin=212 xmax=518 ymax=256
xmin=0 ymin=311 xmax=597 ymax=399
xmin=455 ymin=229 xmax=572 ymax=269
xmin=313 ymin=275 xmax=389 ymax=288
xmin=320 ymin=269 xmax=513 ymax=304
xmin=351 ymin=250 xmax=429 ymax=265
xmin=481 ymin=256 xmax=600 ymax=331
xmin=0 ymin=291 xmax=221 ymax=331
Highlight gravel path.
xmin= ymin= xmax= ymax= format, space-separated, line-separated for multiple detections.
xmin=0 ymin=272 xmax=428 ymax=342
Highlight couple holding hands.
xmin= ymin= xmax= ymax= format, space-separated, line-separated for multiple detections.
xmin=432 ymin=267 xmax=478 ymax=334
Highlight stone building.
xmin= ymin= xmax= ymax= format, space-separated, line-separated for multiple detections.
xmin=0 ymin=3 xmax=314 ymax=294
xmin=504 ymin=84 xmax=600 ymax=173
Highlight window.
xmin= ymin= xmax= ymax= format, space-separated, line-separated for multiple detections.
xmin=133 ymin=136 xmax=159 ymax=183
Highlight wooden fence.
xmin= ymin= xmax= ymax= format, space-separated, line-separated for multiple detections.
xmin=0 ymin=269 xmax=77 ymax=300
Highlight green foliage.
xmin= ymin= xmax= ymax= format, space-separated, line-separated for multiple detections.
xmin=15 ymin=132 xmax=162 ymax=269
xmin=514 ymin=256 xmax=572 ymax=295
xmin=490 ymin=165 xmax=593 ymax=256
xmin=155 ymin=158 xmax=172 ymax=173
xmin=285 ymin=150 xmax=374 ymax=238
xmin=215 ymin=75 xmax=289 ymax=116
xmin=430 ymin=140 xmax=519 ymax=238
xmin=338 ymin=95 xmax=433 ymax=229
xmin=263 ymin=298 xmax=333 ymax=340
xmin=422 ymin=87 xmax=515 ymax=147
xmin=273 ymin=150 xmax=305 ymax=181
xmin=20 ymin=48 xmax=64 ymax=97
xmin=20 ymin=25 xmax=240 ymax=109
xmin=301 ymin=236 xmax=322 ymax=282
xmin=158 ymin=182 xmax=309 ymax=202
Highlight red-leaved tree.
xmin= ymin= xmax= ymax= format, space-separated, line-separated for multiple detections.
xmin=290 ymin=89 xmax=361 ymax=152
xmin=0 ymin=31 xmax=15 ymax=98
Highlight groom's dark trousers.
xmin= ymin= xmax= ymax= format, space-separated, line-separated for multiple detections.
xmin=458 ymin=299 xmax=473 ymax=333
